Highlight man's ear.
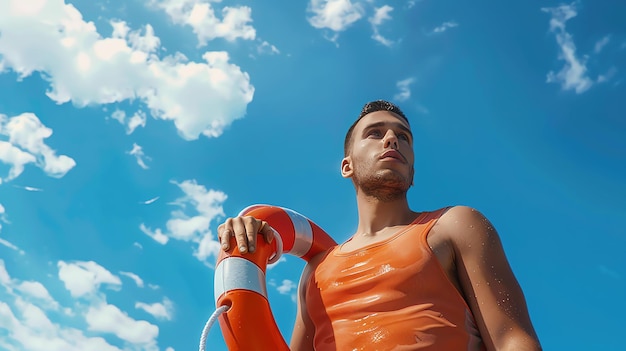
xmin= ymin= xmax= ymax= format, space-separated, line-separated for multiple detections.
xmin=341 ymin=156 xmax=353 ymax=178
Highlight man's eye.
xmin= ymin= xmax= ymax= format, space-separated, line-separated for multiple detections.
xmin=367 ymin=130 xmax=382 ymax=138
xmin=398 ymin=133 xmax=409 ymax=141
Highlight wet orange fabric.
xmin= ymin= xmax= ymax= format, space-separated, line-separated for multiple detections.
xmin=306 ymin=209 xmax=485 ymax=351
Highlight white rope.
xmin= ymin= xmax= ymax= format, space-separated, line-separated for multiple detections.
xmin=199 ymin=305 xmax=229 ymax=351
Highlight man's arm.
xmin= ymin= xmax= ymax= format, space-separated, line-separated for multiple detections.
xmin=442 ymin=206 xmax=542 ymax=351
xmin=290 ymin=262 xmax=316 ymax=351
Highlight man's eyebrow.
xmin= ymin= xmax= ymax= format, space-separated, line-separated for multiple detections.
xmin=363 ymin=121 xmax=413 ymax=137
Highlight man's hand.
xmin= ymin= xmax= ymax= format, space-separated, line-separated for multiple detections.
xmin=217 ymin=216 xmax=274 ymax=254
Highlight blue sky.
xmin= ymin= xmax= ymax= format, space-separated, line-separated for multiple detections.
xmin=0 ymin=0 xmax=624 ymax=350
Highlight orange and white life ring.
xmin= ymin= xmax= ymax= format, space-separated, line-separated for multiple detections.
xmin=213 ymin=204 xmax=337 ymax=350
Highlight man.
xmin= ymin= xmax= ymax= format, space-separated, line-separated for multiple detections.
xmin=218 ymin=100 xmax=541 ymax=350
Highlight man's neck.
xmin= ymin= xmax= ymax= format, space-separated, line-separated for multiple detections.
xmin=354 ymin=191 xmax=417 ymax=237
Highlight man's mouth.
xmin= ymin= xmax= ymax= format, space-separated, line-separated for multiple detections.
xmin=380 ymin=150 xmax=406 ymax=163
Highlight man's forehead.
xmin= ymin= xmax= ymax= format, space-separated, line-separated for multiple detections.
xmin=356 ymin=110 xmax=411 ymax=129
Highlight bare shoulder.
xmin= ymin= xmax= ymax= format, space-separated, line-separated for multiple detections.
xmin=435 ymin=205 xmax=496 ymax=246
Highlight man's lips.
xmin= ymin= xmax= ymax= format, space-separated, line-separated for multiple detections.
xmin=379 ymin=150 xmax=406 ymax=163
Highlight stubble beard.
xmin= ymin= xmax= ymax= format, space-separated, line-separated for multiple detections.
xmin=354 ymin=166 xmax=411 ymax=202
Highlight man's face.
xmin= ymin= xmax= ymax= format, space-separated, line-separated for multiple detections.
xmin=342 ymin=111 xmax=415 ymax=199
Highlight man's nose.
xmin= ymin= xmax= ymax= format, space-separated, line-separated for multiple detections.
xmin=383 ymin=130 xmax=398 ymax=149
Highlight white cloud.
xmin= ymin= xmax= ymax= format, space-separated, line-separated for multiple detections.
xmin=307 ymin=0 xmax=364 ymax=32
xmin=111 ymin=109 xmax=147 ymax=134
xmin=407 ymin=0 xmax=420 ymax=9
xmin=119 ymin=271 xmax=144 ymax=288
xmin=257 ymin=41 xmax=280 ymax=55
xmin=369 ymin=5 xmax=394 ymax=47
xmin=133 ymin=242 xmax=144 ymax=250
xmin=369 ymin=5 xmax=392 ymax=26
xmin=141 ymin=196 xmax=160 ymax=205
xmin=0 ymin=261 xmax=127 ymax=351
xmin=432 ymin=21 xmax=458 ymax=34
xmin=276 ymin=279 xmax=297 ymax=295
xmin=0 ymin=238 xmax=23 ymax=254
xmin=0 ymin=113 xmax=75 ymax=184
xmin=594 ymin=35 xmax=611 ymax=54
xmin=597 ymin=66 xmax=618 ymax=83
xmin=57 ymin=261 xmax=122 ymax=298
xmin=0 ymin=207 xmax=18 ymax=253
xmin=13 ymin=185 xmax=43 ymax=192
xmin=15 ymin=281 xmax=60 ymax=310
xmin=127 ymin=143 xmax=150 ymax=170
xmin=0 ymin=203 xmax=7 ymax=229
xmin=143 ymin=180 xmax=227 ymax=262
xmin=394 ymin=77 xmax=414 ymax=102
xmin=0 ymin=259 xmax=11 ymax=286
xmin=85 ymin=302 xmax=159 ymax=346
xmin=151 ymin=0 xmax=256 ymax=46
xmin=0 ymin=1 xmax=254 ymax=140
xmin=135 ymin=297 xmax=174 ymax=320
xmin=139 ymin=223 xmax=169 ymax=244
xmin=542 ymin=3 xmax=593 ymax=94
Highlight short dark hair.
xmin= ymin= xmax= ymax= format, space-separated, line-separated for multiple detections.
xmin=343 ymin=100 xmax=409 ymax=156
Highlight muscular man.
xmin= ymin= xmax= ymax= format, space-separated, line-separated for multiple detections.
xmin=218 ymin=100 xmax=541 ymax=350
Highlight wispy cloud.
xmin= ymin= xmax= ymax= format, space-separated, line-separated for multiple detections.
xmin=369 ymin=5 xmax=394 ymax=47
xmin=431 ymin=21 xmax=458 ymax=34
xmin=0 ymin=238 xmax=24 ymax=255
xmin=598 ymin=264 xmax=622 ymax=281
xmin=140 ymin=223 xmax=169 ymax=244
xmin=594 ymin=35 xmax=611 ymax=54
xmin=407 ymin=0 xmax=421 ymax=9
xmin=394 ymin=78 xmax=415 ymax=102
xmin=269 ymin=278 xmax=298 ymax=302
xmin=542 ymin=3 xmax=593 ymax=94
xmin=257 ymin=40 xmax=280 ymax=55
xmin=597 ymin=67 xmax=618 ymax=84
xmin=13 ymin=184 xmax=43 ymax=192
xmin=135 ymin=297 xmax=174 ymax=320
xmin=111 ymin=110 xmax=147 ymax=135
xmin=141 ymin=196 xmax=160 ymax=205
xmin=128 ymin=143 xmax=151 ymax=170
xmin=120 ymin=271 xmax=145 ymax=288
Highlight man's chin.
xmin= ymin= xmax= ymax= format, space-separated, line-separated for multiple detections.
xmin=356 ymin=176 xmax=411 ymax=201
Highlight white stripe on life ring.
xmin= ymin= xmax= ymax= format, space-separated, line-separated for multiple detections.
xmin=214 ymin=257 xmax=267 ymax=305
xmin=283 ymin=208 xmax=313 ymax=258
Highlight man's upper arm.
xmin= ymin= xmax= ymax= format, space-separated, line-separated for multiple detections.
xmin=443 ymin=206 xmax=541 ymax=351
xmin=290 ymin=261 xmax=316 ymax=351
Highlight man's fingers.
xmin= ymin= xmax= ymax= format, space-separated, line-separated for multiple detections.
xmin=231 ymin=219 xmax=249 ymax=253
xmin=259 ymin=221 xmax=274 ymax=244
xmin=243 ymin=219 xmax=258 ymax=252
xmin=217 ymin=217 xmax=275 ymax=254
xmin=218 ymin=219 xmax=232 ymax=251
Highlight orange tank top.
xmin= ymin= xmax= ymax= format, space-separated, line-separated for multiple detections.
xmin=306 ymin=209 xmax=485 ymax=351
